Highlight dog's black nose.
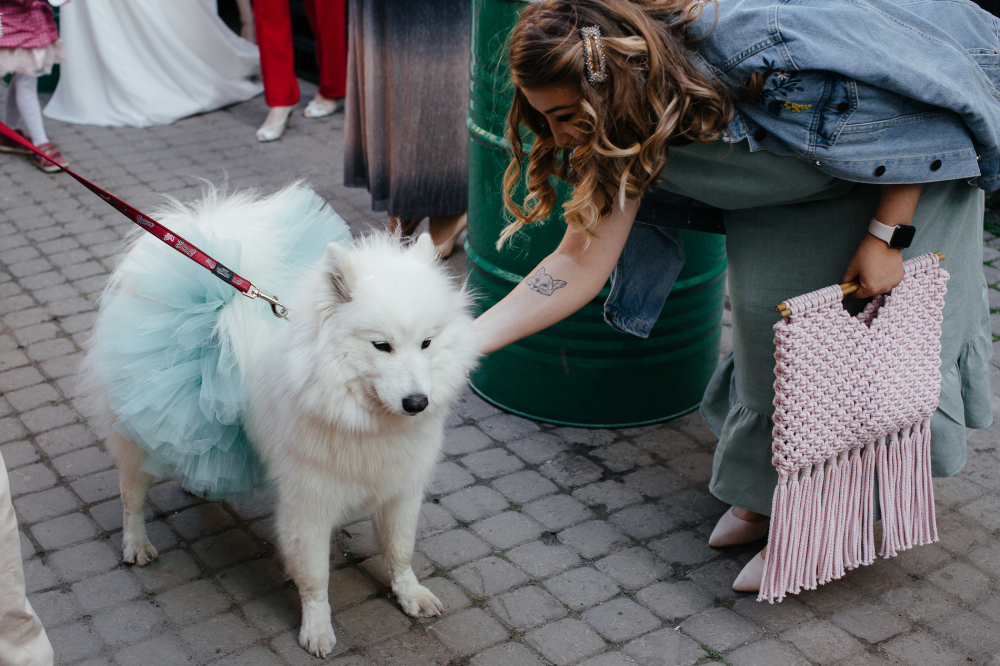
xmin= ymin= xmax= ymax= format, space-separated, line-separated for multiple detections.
xmin=402 ymin=394 xmax=429 ymax=413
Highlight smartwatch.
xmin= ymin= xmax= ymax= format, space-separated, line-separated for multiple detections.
xmin=868 ymin=218 xmax=915 ymax=249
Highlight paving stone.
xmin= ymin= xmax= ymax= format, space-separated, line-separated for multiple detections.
xmin=933 ymin=476 xmax=987 ymax=509
xmin=882 ymin=630 xmax=965 ymax=666
xmin=471 ymin=642 xmax=547 ymax=666
xmin=168 ymin=503 xmax=236 ymax=540
xmin=443 ymin=426 xmax=494 ymax=455
xmin=29 ymin=589 xmax=79 ymax=627
xmin=489 ymin=585 xmax=567 ymax=629
xmin=216 ymin=557 xmax=285 ymax=602
xmin=680 ymin=607 xmax=762 ymax=652
xmin=13 ymin=323 xmax=59 ymax=346
xmin=958 ymin=494 xmax=1000 ymax=531
xmin=72 ymin=569 xmax=141 ymax=613
xmin=147 ymin=479 xmax=203 ymax=513
xmin=211 ymin=647 xmax=284 ymax=666
xmin=558 ymin=520 xmax=629 ymax=558
xmin=52 ymin=446 xmax=113 ymax=479
xmin=19 ymin=530 xmax=34 ymax=559
xmin=8 ymin=463 xmax=57 ymax=497
xmin=131 ymin=548 xmax=201 ymax=592
xmin=192 ymin=529 xmax=260 ymax=569
xmin=47 ymin=622 xmax=101 ymax=664
xmin=890 ymin=543 xmax=953 ymax=576
xmin=109 ymin=519 xmax=177 ymax=559
xmin=358 ymin=550 xmax=434 ymax=586
xmin=31 ymin=513 xmax=97 ymax=550
xmin=421 ymin=576 xmax=472 ymax=614
xmin=243 ymin=587 xmax=301 ymax=637
xmin=934 ymin=610 xmax=1000 ymax=656
xmin=49 ymin=539 xmax=119 ymax=582
xmin=20 ymin=404 xmax=77 ymax=433
xmin=70 ymin=469 xmax=121 ymax=503
xmin=428 ymin=606 xmax=508 ymax=657
xmin=648 ymin=530 xmax=719 ymax=567
xmin=538 ymin=453 xmax=604 ymax=487
xmin=23 ymin=558 xmax=58 ymax=593
xmin=35 ymin=424 xmax=96 ymax=456
xmin=91 ymin=601 xmax=165 ymax=646
xmin=830 ymin=603 xmax=911 ymax=643
xmin=0 ymin=440 xmax=39 ymax=468
xmin=727 ymin=639 xmax=812 ymax=666
xmin=782 ymin=620 xmax=863 ymax=665
xmin=977 ymin=594 xmax=1000 ymax=623
xmin=936 ymin=511 xmax=994 ymax=557
xmin=6 ymin=383 xmax=60 ymax=413
xmin=451 ymin=555 xmax=528 ymax=597
xmin=573 ymin=480 xmax=644 ymax=511
xmin=471 ymin=511 xmax=545 ymax=549
xmin=225 ymin=487 xmax=276 ymax=521
xmin=418 ymin=501 xmax=458 ymax=538
xmin=595 ymin=547 xmax=670 ymax=589
xmin=89 ymin=497 xmax=154 ymax=532
xmin=365 ymin=629 xmax=452 ymax=666
xmin=325 ymin=567 xmax=377 ymax=612
xmin=506 ymin=540 xmax=581 ymax=579
xmin=0 ymin=417 xmax=27 ymax=445
xmin=477 ymin=414 xmax=540 ymax=442
xmin=523 ymin=494 xmax=592 ymax=531
xmin=13 ymin=486 xmax=81 ymax=523
xmin=969 ymin=543 xmax=1000 ymax=579
xmin=454 ymin=390 xmax=501 ymax=420
xmin=418 ymin=529 xmax=492 ymax=568
xmin=687 ymin=559 xmax=745 ymax=601
xmin=610 ymin=504 xmax=679 ymax=540
xmin=591 ymin=442 xmax=654 ymax=472
xmin=179 ymin=611 xmax=259 ymax=660
xmin=623 ymin=626 xmax=705 ymax=666
xmin=426 ymin=461 xmax=476 ymax=495
xmin=524 ymin=618 xmax=607 ymax=666
xmin=927 ymin=561 xmax=994 ymax=604
xmin=506 ymin=433 xmax=566 ymax=465
xmin=577 ymin=652 xmax=636 ymax=666
xmin=440 ymin=486 xmax=510 ymax=522
xmin=659 ymin=487 xmax=728 ymax=524
xmin=583 ymin=597 xmax=661 ymax=642
xmin=544 ymin=567 xmax=620 ymax=611
xmin=270 ymin=629 xmax=350 ymax=665
xmin=732 ymin=595 xmax=814 ymax=633
xmin=491 ymin=470 xmax=558 ymax=504
xmin=461 ymin=449 xmax=525 ymax=479
xmin=635 ymin=580 xmax=714 ymax=621
xmin=157 ymin=578 xmax=233 ymax=624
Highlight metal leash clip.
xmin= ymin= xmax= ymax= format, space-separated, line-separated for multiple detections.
xmin=245 ymin=284 xmax=289 ymax=319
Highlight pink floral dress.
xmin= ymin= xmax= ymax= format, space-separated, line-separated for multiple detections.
xmin=0 ymin=0 xmax=64 ymax=76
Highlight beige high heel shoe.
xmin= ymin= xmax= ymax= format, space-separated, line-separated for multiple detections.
xmin=733 ymin=548 xmax=767 ymax=592
xmin=430 ymin=213 xmax=468 ymax=258
xmin=708 ymin=507 xmax=769 ymax=548
xmin=256 ymin=105 xmax=294 ymax=143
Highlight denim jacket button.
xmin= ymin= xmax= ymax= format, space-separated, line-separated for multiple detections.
xmin=753 ymin=128 xmax=767 ymax=142
xmin=836 ymin=102 xmax=850 ymax=112
xmin=874 ymin=165 xmax=886 ymax=177
xmin=930 ymin=159 xmax=942 ymax=171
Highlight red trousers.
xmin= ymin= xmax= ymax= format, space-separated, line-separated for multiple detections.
xmin=253 ymin=0 xmax=348 ymax=107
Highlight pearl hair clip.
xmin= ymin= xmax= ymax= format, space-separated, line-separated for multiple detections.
xmin=580 ymin=26 xmax=607 ymax=85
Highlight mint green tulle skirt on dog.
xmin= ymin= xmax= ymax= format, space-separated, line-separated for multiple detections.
xmin=89 ymin=185 xmax=353 ymax=502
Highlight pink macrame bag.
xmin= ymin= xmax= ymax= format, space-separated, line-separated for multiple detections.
xmin=760 ymin=253 xmax=949 ymax=603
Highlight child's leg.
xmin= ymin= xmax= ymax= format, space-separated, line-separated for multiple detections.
xmin=12 ymin=74 xmax=48 ymax=145
xmin=3 ymin=77 xmax=21 ymax=128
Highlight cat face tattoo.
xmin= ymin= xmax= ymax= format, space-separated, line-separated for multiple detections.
xmin=526 ymin=267 xmax=567 ymax=296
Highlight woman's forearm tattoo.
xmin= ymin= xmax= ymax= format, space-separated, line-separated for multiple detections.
xmin=526 ymin=267 xmax=567 ymax=296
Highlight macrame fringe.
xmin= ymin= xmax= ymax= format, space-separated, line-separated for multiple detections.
xmin=758 ymin=418 xmax=937 ymax=603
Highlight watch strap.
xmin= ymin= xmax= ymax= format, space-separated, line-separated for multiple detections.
xmin=868 ymin=218 xmax=896 ymax=245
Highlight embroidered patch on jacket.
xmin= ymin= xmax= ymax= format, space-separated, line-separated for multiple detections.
xmin=745 ymin=58 xmax=806 ymax=117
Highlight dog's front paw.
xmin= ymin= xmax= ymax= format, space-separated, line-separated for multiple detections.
xmin=298 ymin=620 xmax=337 ymax=658
xmin=122 ymin=538 xmax=158 ymax=566
xmin=397 ymin=583 xmax=444 ymax=618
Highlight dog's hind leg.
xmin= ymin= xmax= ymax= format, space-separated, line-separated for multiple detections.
xmin=276 ymin=489 xmax=339 ymax=658
xmin=105 ymin=428 xmax=158 ymax=565
xmin=372 ymin=492 xmax=444 ymax=618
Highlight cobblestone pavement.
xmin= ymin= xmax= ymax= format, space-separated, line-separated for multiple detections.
xmin=2 ymin=88 xmax=999 ymax=666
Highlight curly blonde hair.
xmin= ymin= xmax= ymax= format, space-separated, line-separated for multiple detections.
xmin=501 ymin=0 xmax=738 ymax=247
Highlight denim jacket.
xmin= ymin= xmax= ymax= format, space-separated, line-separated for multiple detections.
xmin=603 ymin=0 xmax=1000 ymax=337
xmin=694 ymin=0 xmax=1000 ymax=191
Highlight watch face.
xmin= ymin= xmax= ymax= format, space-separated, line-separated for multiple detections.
xmin=890 ymin=225 xmax=916 ymax=249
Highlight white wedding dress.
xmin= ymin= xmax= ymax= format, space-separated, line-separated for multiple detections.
xmin=44 ymin=0 xmax=263 ymax=128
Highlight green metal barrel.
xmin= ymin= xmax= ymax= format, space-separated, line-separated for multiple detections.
xmin=466 ymin=0 xmax=727 ymax=427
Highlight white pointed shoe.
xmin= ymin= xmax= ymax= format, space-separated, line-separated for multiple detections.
xmin=303 ymin=97 xmax=344 ymax=119
xmin=708 ymin=507 xmax=770 ymax=548
xmin=733 ymin=550 xmax=766 ymax=592
xmin=255 ymin=106 xmax=294 ymax=143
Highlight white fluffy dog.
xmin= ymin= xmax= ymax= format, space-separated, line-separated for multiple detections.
xmin=80 ymin=186 xmax=479 ymax=657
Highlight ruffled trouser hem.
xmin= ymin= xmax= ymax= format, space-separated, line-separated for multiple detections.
xmin=0 ymin=42 xmax=64 ymax=77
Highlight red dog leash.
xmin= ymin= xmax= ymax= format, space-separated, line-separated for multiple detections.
xmin=0 ymin=122 xmax=288 ymax=318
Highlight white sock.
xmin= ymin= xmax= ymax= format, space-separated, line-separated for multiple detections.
xmin=12 ymin=74 xmax=49 ymax=145
xmin=3 ymin=78 xmax=21 ymax=129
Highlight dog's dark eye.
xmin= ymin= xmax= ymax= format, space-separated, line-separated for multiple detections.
xmin=372 ymin=342 xmax=393 ymax=353
xmin=421 ymin=339 xmax=432 ymax=350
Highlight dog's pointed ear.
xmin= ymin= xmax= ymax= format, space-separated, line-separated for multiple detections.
xmin=322 ymin=241 xmax=354 ymax=303
xmin=410 ymin=232 xmax=438 ymax=263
